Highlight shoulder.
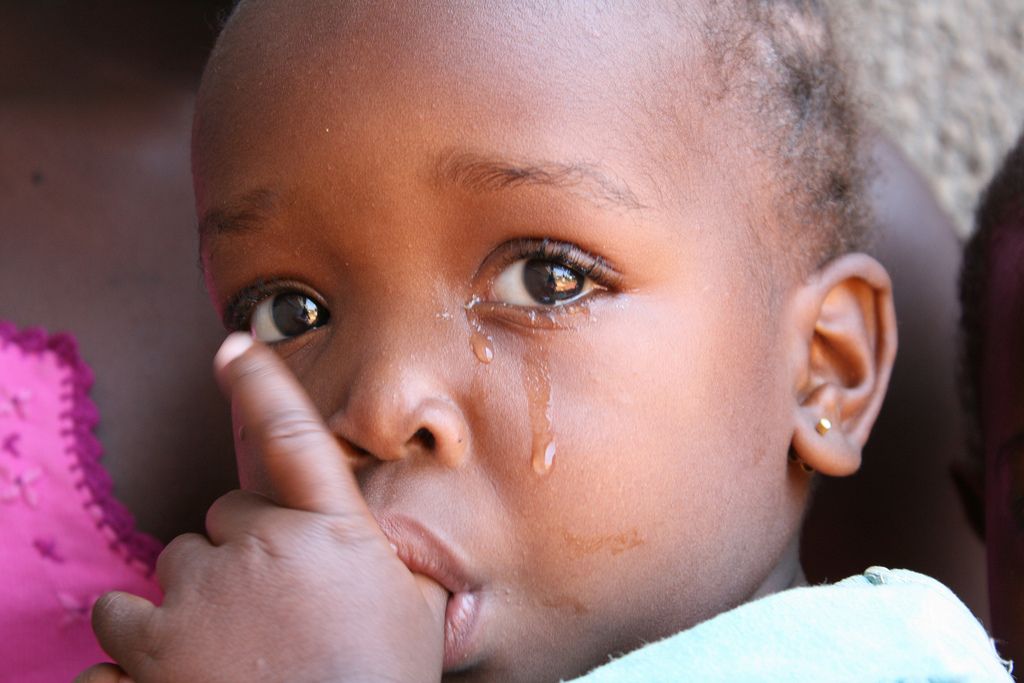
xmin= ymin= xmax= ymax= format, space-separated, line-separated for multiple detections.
xmin=570 ymin=567 xmax=1013 ymax=683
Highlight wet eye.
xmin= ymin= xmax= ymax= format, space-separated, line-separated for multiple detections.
xmin=250 ymin=292 xmax=330 ymax=343
xmin=492 ymin=258 xmax=600 ymax=306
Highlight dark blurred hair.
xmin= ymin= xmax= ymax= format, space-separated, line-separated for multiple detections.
xmin=959 ymin=127 xmax=1024 ymax=488
xmin=706 ymin=1 xmax=868 ymax=272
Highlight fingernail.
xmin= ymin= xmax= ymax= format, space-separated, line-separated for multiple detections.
xmin=215 ymin=332 xmax=254 ymax=371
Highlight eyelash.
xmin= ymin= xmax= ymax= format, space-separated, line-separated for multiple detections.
xmin=496 ymin=238 xmax=622 ymax=292
xmin=222 ymin=278 xmax=322 ymax=333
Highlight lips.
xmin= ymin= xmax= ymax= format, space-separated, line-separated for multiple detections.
xmin=375 ymin=514 xmax=483 ymax=671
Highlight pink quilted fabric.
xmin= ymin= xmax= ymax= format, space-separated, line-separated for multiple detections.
xmin=0 ymin=323 xmax=162 ymax=682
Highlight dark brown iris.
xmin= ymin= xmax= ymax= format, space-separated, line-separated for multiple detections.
xmin=523 ymin=259 xmax=584 ymax=304
xmin=272 ymin=294 xmax=328 ymax=336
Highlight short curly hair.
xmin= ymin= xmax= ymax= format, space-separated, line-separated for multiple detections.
xmin=959 ymin=128 xmax=1024 ymax=480
xmin=703 ymin=1 xmax=869 ymax=272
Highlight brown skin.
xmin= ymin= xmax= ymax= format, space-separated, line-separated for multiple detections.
xmin=2 ymin=3 xmax=983 ymax=677
xmin=84 ymin=335 xmax=450 ymax=682
xmin=86 ymin=1 xmax=896 ymax=681
xmin=980 ymin=213 xmax=1024 ymax=662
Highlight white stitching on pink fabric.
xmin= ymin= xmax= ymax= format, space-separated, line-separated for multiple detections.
xmin=56 ymin=592 xmax=100 ymax=627
xmin=0 ymin=322 xmax=162 ymax=573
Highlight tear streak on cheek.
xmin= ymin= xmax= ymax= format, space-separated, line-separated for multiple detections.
xmin=523 ymin=347 xmax=557 ymax=476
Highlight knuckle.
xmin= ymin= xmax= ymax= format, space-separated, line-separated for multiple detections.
xmin=237 ymin=528 xmax=287 ymax=562
xmin=163 ymin=532 xmax=200 ymax=555
xmin=155 ymin=533 xmax=203 ymax=584
xmin=260 ymin=408 xmax=325 ymax=451
xmin=129 ymin=629 xmax=165 ymax=680
xmin=159 ymin=533 xmax=197 ymax=565
xmin=320 ymin=511 xmax=378 ymax=547
xmin=232 ymin=353 xmax=277 ymax=387
xmin=206 ymin=489 xmax=253 ymax=527
xmin=228 ymin=510 xmax=293 ymax=559
xmin=232 ymin=509 xmax=368 ymax=561
xmin=73 ymin=663 xmax=123 ymax=683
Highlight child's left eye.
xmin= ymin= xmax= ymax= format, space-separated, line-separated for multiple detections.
xmin=250 ymin=292 xmax=330 ymax=342
xmin=492 ymin=258 xmax=602 ymax=307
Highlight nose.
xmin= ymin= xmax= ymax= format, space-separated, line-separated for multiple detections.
xmin=326 ymin=371 xmax=470 ymax=469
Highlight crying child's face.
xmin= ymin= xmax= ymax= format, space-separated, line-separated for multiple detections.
xmin=195 ymin=2 xmax=808 ymax=680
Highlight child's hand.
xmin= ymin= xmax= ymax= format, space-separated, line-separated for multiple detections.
xmin=83 ymin=334 xmax=448 ymax=683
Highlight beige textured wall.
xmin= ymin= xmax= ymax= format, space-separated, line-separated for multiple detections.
xmin=843 ymin=1 xmax=1024 ymax=237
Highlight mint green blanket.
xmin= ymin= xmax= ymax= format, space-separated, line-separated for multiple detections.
xmin=573 ymin=568 xmax=1013 ymax=682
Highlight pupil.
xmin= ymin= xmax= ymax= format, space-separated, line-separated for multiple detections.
xmin=523 ymin=259 xmax=583 ymax=304
xmin=272 ymin=294 xmax=325 ymax=335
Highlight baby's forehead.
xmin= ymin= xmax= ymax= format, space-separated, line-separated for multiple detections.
xmin=198 ymin=1 xmax=725 ymax=170
xmin=222 ymin=1 xmax=708 ymax=63
xmin=195 ymin=0 xmax=788 ymax=270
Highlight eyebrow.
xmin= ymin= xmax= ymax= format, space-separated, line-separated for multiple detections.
xmin=198 ymin=188 xmax=280 ymax=240
xmin=435 ymin=150 xmax=648 ymax=211
xmin=198 ymin=151 xmax=648 ymax=239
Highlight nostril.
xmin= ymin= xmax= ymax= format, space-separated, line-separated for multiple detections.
xmin=411 ymin=427 xmax=436 ymax=451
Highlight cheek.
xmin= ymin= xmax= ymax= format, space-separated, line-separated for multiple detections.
xmin=486 ymin=291 xmax=792 ymax=605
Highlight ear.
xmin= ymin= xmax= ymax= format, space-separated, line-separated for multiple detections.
xmin=787 ymin=253 xmax=898 ymax=477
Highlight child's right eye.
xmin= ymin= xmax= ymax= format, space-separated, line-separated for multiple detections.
xmin=249 ymin=292 xmax=330 ymax=343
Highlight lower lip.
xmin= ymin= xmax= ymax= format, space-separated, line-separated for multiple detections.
xmin=443 ymin=591 xmax=482 ymax=671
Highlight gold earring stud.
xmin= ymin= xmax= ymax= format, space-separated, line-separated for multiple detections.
xmin=815 ymin=417 xmax=832 ymax=436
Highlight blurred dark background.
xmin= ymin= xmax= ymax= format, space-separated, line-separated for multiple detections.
xmin=1 ymin=1 xmax=237 ymax=542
